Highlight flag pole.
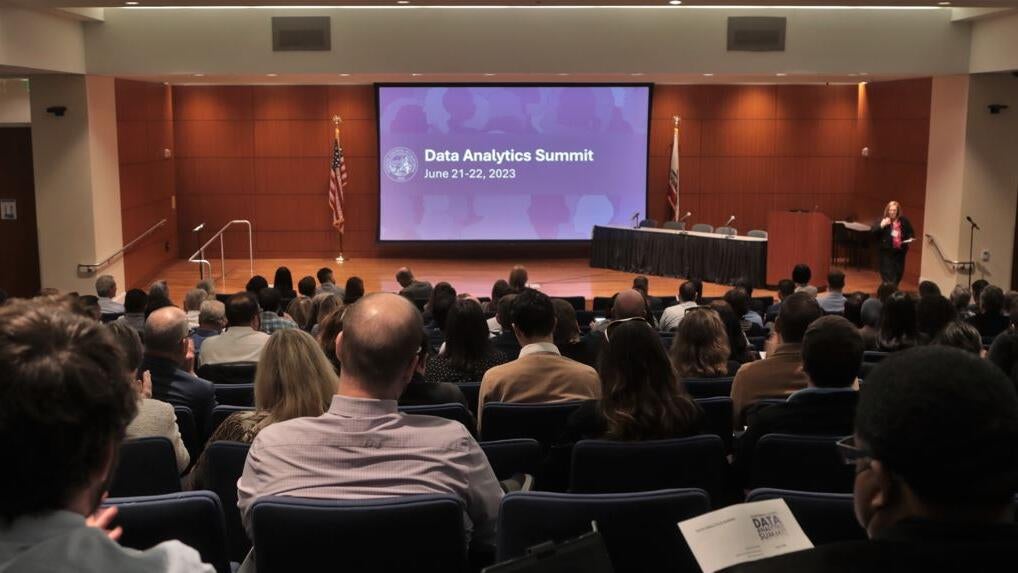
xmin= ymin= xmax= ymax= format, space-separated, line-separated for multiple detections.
xmin=670 ymin=115 xmax=681 ymax=221
xmin=333 ymin=115 xmax=347 ymax=264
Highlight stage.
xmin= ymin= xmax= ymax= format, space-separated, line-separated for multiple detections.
xmin=156 ymin=258 xmax=909 ymax=308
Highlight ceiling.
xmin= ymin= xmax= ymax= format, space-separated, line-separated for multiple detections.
xmin=121 ymin=72 xmax=895 ymax=84
xmin=21 ymin=1 xmax=1018 ymax=8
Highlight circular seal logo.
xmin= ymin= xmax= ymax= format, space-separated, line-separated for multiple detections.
xmin=383 ymin=147 xmax=418 ymax=182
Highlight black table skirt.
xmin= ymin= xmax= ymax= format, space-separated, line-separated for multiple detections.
xmin=590 ymin=226 xmax=767 ymax=287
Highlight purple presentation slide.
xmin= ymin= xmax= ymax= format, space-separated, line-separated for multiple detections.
xmin=377 ymin=85 xmax=650 ymax=241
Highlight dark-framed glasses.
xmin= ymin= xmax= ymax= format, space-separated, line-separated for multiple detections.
xmin=836 ymin=435 xmax=874 ymax=466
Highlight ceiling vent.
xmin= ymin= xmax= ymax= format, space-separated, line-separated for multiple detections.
xmin=727 ymin=17 xmax=786 ymax=52
xmin=272 ymin=16 xmax=331 ymax=52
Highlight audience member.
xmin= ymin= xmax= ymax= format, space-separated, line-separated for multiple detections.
xmin=196 ymin=278 xmax=216 ymax=298
xmin=142 ymin=307 xmax=217 ymax=440
xmin=237 ymin=293 xmax=502 ymax=545
xmin=560 ymin=318 xmax=703 ymax=443
xmin=297 ymin=275 xmax=317 ymax=298
xmin=632 ymin=275 xmax=663 ymax=314
xmin=272 ymin=266 xmax=296 ymax=299
xmin=916 ymin=294 xmax=956 ymax=343
xmin=143 ymin=291 xmax=173 ymax=319
xmin=479 ymin=288 xmax=600 ymax=427
xmin=426 ymin=299 xmax=509 ymax=383
xmin=95 ymin=274 xmax=124 ymax=315
xmin=728 ymin=347 xmax=1018 ymax=572
xmin=148 ymin=280 xmax=170 ymax=302
xmin=932 ymin=320 xmax=983 ymax=355
xmin=508 ymin=265 xmax=528 ymax=292
xmin=395 ymin=266 xmax=433 ymax=301
xmin=765 ymin=279 xmax=796 ymax=324
xmin=917 ymin=280 xmax=942 ymax=299
xmin=107 ymin=321 xmax=190 ymax=473
xmin=191 ymin=300 xmax=226 ymax=355
xmin=315 ymin=306 xmax=345 ymax=374
xmin=792 ymin=264 xmax=817 ymax=297
xmin=491 ymin=293 xmax=522 ymax=360
xmin=198 ymin=292 xmax=270 ymax=366
xmin=399 ymin=332 xmax=471 ymax=411
xmin=77 ymin=295 xmax=102 ymax=321
xmin=950 ymin=285 xmax=973 ymax=319
xmin=0 ymin=288 xmax=7 ymax=306
xmin=427 ymin=282 xmax=458 ymax=332
xmin=730 ymin=292 xmax=822 ymax=424
xmin=258 ymin=287 xmax=297 ymax=334
xmin=711 ymin=300 xmax=756 ymax=365
xmin=669 ymin=306 xmax=740 ymax=378
xmin=183 ymin=288 xmax=208 ymax=330
xmin=1004 ymin=290 xmax=1018 ymax=322
xmin=0 ymin=299 xmax=214 ymax=572
xmin=245 ymin=275 xmax=269 ymax=295
xmin=315 ymin=267 xmax=345 ymax=298
xmin=659 ymin=280 xmax=699 ymax=332
xmin=877 ymin=291 xmax=919 ymax=352
xmin=819 ymin=270 xmax=847 ymax=314
xmin=735 ymin=316 xmax=862 ymax=482
xmin=342 ymin=276 xmax=365 ymax=306
xmin=486 ymin=279 xmax=512 ymax=333
xmin=690 ymin=277 xmax=705 ymax=304
xmin=843 ymin=292 xmax=867 ymax=328
xmin=308 ymin=292 xmax=341 ymax=334
xmin=188 ymin=329 xmax=338 ymax=490
xmin=967 ymin=285 xmax=1010 ymax=339
xmin=285 ymin=296 xmax=314 ymax=331
xmin=988 ymin=332 xmax=1018 ymax=390
xmin=858 ymin=294 xmax=882 ymax=350
xmin=724 ymin=287 xmax=766 ymax=336
xmin=552 ymin=298 xmax=597 ymax=367
xmin=117 ymin=288 xmax=147 ymax=333
xmin=970 ymin=278 xmax=989 ymax=313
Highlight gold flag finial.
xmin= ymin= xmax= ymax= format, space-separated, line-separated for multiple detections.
xmin=332 ymin=115 xmax=342 ymax=139
xmin=673 ymin=115 xmax=681 ymax=128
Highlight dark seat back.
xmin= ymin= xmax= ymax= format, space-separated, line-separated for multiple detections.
xmin=197 ymin=362 xmax=257 ymax=385
xmin=252 ymin=495 xmax=467 ymax=573
xmin=695 ymin=397 xmax=734 ymax=452
xmin=746 ymin=488 xmax=865 ymax=545
xmin=496 ymin=489 xmax=710 ymax=573
xmin=560 ymin=296 xmax=587 ymax=311
xmin=480 ymin=439 xmax=543 ymax=481
xmin=862 ymin=351 xmax=889 ymax=363
xmin=213 ymin=383 xmax=254 ymax=407
xmin=109 ymin=437 xmax=181 ymax=498
xmin=400 ymin=402 xmax=476 ymax=437
xmin=458 ymin=382 xmax=482 ymax=417
xmin=752 ymin=434 xmax=854 ymax=492
xmin=103 ymin=491 xmax=231 ymax=573
xmin=206 ymin=441 xmax=253 ymax=563
xmin=682 ymin=376 xmax=734 ymax=399
xmin=172 ymin=405 xmax=200 ymax=465
xmin=210 ymin=405 xmax=255 ymax=435
xmin=481 ymin=402 xmax=585 ymax=447
xmin=569 ymin=436 xmax=726 ymax=502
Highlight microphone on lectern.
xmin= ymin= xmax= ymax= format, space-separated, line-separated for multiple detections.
xmin=192 ymin=223 xmax=205 ymax=233
xmin=678 ymin=211 xmax=692 ymax=223
xmin=722 ymin=215 xmax=735 ymax=227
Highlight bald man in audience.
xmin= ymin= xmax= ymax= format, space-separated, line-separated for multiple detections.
xmin=479 ymin=288 xmax=600 ymax=428
xmin=237 ymin=293 xmax=502 ymax=552
xmin=141 ymin=306 xmax=218 ymax=435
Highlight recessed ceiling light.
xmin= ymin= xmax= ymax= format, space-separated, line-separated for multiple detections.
xmin=266 ymin=73 xmax=278 ymax=77
xmin=703 ymin=73 xmax=715 ymax=77
xmin=557 ymin=73 xmax=570 ymax=76
xmin=630 ymin=73 xmax=645 ymax=76
xmin=938 ymin=2 xmax=951 ymax=5
xmin=859 ymin=72 xmax=869 ymax=76
xmin=339 ymin=73 xmax=350 ymax=77
xmin=776 ymin=73 xmax=788 ymax=77
xmin=411 ymin=73 xmax=423 ymax=77
xmin=193 ymin=73 xmax=205 ymax=77
xmin=483 ymin=73 xmax=496 ymax=77
xmin=669 ymin=0 xmax=683 ymax=4
xmin=125 ymin=1 xmax=139 ymax=5
xmin=397 ymin=0 xmax=410 ymax=4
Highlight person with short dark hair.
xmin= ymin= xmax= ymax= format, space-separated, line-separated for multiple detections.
xmin=916 ymin=294 xmax=956 ymax=343
xmin=819 ymin=270 xmax=847 ymax=314
xmin=117 ymin=288 xmax=148 ymax=334
xmin=765 ymin=278 xmax=797 ymax=324
xmin=143 ymin=292 xmax=173 ymax=320
xmin=148 ymin=280 xmax=170 ymax=301
xmin=141 ymin=306 xmax=218 ymax=444
xmin=315 ymin=266 xmax=345 ymax=298
xmin=395 ymin=266 xmax=433 ymax=302
xmin=478 ymin=288 xmax=600 ymax=428
xmin=727 ymin=347 xmax=1018 ymax=572
xmin=844 ymin=292 xmax=867 ymax=328
xmin=735 ymin=315 xmax=863 ymax=483
xmin=792 ymin=264 xmax=817 ymax=297
xmin=508 ymin=265 xmax=528 ymax=292
xmin=970 ymin=278 xmax=989 ymax=313
xmin=0 ymin=300 xmax=214 ymax=571
xmin=245 ymin=275 xmax=269 ymax=295
xmin=426 ymin=299 xmax=509 ymax=383
xmin=238 ymin=293 xmax=503 ymax=548
xmin=950 ymin=285 xmax=973 ymax=319
xmin=877 ymin=291 xmax=919 ymax=352
xmin=632 ymin=275 xmax=663 ymax=315
xmin=342 ymin=276 xmax=365 ymax=306
xmin=297 ymin=275 xmax=317 ymax=298
xmin=198 ymin=292 xmax=270 ymax=366
xmin=486 ymin=279 xmax=513 ymax=333
xmin=491 ymin=293 xmax=522 ymax=359
xmin=932 ymin=320 xmax=983 ymax=355
xmin=917 ymin=280 xmax=941 ymax=299
xmin=724 ymin=287 xmax=765 ymax=335
xmin=258 ymin=287 xmax=298 ymax=334
xmin=659 ymin=280 xmax=699 ymax=332
xmin=552 ymin=298 xmax=596 ymax=367
xmin=967 ymin=285 xmax=1010 ymax=339
xmin=730 ymin=292 xmax=822 ymax=424
xmin=272 ymin=266 xmax=296 ymax=299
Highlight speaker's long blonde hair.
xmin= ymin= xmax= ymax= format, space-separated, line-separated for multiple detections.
xmin=883 ymin=201 xmax=902 ymax=220
xmin=254 ymin=329 xmax=338 ymax=429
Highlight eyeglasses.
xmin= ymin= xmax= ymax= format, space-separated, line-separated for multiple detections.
xmin=604 ymin=316 xmax=649 ymax=343
xmin=836 ymin=435 xmax=874 ymax=466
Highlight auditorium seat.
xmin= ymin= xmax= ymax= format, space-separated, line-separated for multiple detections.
xmin=682 ymin=376 xmax=734 ymax=399
xmin=751 ymin=434 xmax=854 ymax=493
xmin=197 ymin=362 xmax=257 ymax=385
xmin=576 ymin=310 xmax=595 ymax=332
xmin=457 ymin=382 xmax=482 ymax=417
xmin=637 ymin=219 xmax=657 ymax=228
xmin=592 ymin=297 xmax=613 ymax=315
xmin=859 ymin=361 xmax=877 ymax=380
xmin=569 ymin=436 xmax=726 ymax=502
xmin=863 ymin=350 xmax=889 ymax=363
xmin=695 ymin=397 xmax=734 ymax=452
xmin=480 ymin=439 xmax=543 ymax=481
xmin=213 ymin=383 xmax=254 ymax=407
xmin=251 ymin=495 xmax=468 ymax=573
xmin=662 ymin=221 xmax=686 ymax=231
xmin=109 ymin=437 xmax=182 ymax=498
xmin=747 ymin=229 xmax=768 ymax=239
xmin=746 ymin=489 xmax=865 ymax=545
xmin=103 ymin=491 xmax=232 ymax=573
xmin=691 ymin=223 xmax=714 ymax=233
xmin=480 ymin=401 xmax=585 ymax=447
xmin=496 ymin=489 xmax=709 ymax=573
xmin=172 ymin=405 xmax=200 ymax=465
xmin=400 ymin=402 xmax=476 ymax=437
xmin=715 ymin=226 xmax=738 ymax=236
xmin=560 ymin=296 xmax=586 ymax=311
xmin=210 ymin=405 xmax=254 ymax=435
xmin=205 ymin=441 xmax=253 ymax=563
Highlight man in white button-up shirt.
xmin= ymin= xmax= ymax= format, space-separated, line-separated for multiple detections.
xmin=198 ymin=292 xmax=270 ymax=366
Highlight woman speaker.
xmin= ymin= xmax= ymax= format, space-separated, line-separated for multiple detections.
xmin=874 ymin=201 xmax=914 ymax=287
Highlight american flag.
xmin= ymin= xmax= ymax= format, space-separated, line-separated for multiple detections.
xmin=328 ymin=136 xmax=347 ymax=233
xmin=667 ymin=118 xmax=680 ymax=221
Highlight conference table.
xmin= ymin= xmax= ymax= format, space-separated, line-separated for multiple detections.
xmin=589 ymin=225 xmax=768 ymax=287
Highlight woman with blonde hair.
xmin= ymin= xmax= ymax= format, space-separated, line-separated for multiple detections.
xmin=669 ymin=307 xmax=740 ymax=378
xmin=874 ymin=200 xmax=914 ymax=288
xmin=186 ymin=328 xmax=338 ymax=489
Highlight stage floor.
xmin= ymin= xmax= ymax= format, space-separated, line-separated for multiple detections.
xmin=156 ymin=257 xmax=908 ymax=308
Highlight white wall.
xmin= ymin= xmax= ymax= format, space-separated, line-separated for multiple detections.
xmin=0 ymin=6 xmax=85 ymax=73
xmin=0 ymin=78 xmax=30 ymax=124
xmin=83 ymin=7 xmax=971 ymax=77
xmin=969 ymin=10 xmax=1018 ymax=73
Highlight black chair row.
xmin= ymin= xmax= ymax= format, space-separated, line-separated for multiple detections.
xmin=197 ymin=362 xmax=257 ymax=385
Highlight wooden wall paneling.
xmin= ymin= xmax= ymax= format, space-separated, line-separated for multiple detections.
xmin=173 ymin=86 xmax=254 ymax=120
xmin=328 ymin=86 xmax=378 ymax=120
xmin=253 ymin=86 xmax=329 ymax=120
xmin=700 ymin=119 xmax=776 ymax=157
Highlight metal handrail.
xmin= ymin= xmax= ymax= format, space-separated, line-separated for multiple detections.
xmin=78 ymin=218 xmax=167 ymax=274
xmin=924 ymin=233 xmax=974 ymax=272
xmin=187 ymin=220 xmax=254 ymax=292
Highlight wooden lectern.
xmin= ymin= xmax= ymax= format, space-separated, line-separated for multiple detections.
xmin=766 ymin=211 xmax=832 ymax=288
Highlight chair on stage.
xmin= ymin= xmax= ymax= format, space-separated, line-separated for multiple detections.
xmin=637 ymin=219 xmax=658 ymax=228
xmin=715 ymin=226 xmax=738 ymax=236
xmin=747 ymin=229 xmax=768 ymax=239
xmin=662 ymin=221 xmax=686 ymax=231
xmin=691 ymin=223 xmax=713 ymax=233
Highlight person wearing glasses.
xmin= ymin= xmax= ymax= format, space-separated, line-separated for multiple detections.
xmin=725 ymin=347 xmax=1018 ymax=572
